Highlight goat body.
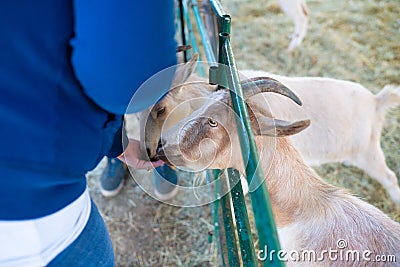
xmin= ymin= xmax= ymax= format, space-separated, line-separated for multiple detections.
xmin=259 ymin=137 xmax=400 ymax=266
xmin=157 ymin=89 xmax=400 ymax=266
xmin=243 ymin=70 xmax=400 ymax=204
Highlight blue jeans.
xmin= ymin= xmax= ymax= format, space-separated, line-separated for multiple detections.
xmin=47 ymin=201 xmax=114 ymax=267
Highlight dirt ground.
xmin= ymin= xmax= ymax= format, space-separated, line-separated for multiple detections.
xmin=86 ymin=0 xmax=400 ymax=266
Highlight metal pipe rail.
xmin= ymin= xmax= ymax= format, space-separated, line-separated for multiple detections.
xmin=177 ymin=1 xmax=284 ymax=265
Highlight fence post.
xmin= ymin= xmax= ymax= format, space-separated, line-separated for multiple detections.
xmin=177 ymin=1 xmax=285 ymax=265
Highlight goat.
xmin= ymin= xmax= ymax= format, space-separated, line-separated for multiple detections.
xmin=198 ymin=0 xmax=309 ymax=50
xmin=156 ymin=81 xmax=400 ymax=266
xmin=277 ymin=0 xmax=309 ymax=50
xmin=139 ymin=55 xmax=400 ymax=204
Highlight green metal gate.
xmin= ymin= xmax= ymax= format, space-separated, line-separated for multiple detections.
xmin=177 ymin=1 xmax=284 ymax=266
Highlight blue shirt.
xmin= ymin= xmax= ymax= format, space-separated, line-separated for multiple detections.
xmin=0 ymin=0 xmax=177 ymax=219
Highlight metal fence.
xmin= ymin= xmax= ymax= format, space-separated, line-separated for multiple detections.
xmin=177 ymin=1 xmax=284 ymax=266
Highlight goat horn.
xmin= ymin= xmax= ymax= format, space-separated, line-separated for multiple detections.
xmin=240 ymin=77 xmax=302 ymax=106
xmin=176 ymin=45 xmax=192 ymax=53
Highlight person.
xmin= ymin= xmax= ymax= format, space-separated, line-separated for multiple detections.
xmin=0 ymin=1 xmax=177 ymax=266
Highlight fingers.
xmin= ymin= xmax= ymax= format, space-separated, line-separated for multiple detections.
xmin=151 ymin=160 xmax=165 ymax=168
xmin=117 ymin=138 xmax=165 ymax=170
xmin=137 ymin=159 xmax=165 ymax=170
xmin=119 ymin=153 xmax=165 ymax=170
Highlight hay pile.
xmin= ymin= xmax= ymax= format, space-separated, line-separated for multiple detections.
xmin=87 ymin=0 xmax=399 ymax=266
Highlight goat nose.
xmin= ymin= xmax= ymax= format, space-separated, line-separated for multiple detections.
xmin=156 ymin=139 xmax=165 ymax=154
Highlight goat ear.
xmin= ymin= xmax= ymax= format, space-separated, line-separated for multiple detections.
xmin=172 ymin=54 xmax=199 ymax=86
xmin=251 ymin=115 xmax=310 ymax=137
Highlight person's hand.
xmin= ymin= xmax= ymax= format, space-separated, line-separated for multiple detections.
xmin=117 ymin=138 xmax=164 ymax=169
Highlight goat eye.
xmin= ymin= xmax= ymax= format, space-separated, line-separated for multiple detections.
xmin=208 ymin=118 xmax=218 ymax=127
xmin=156 ymin=107 xmax=166 ymax=116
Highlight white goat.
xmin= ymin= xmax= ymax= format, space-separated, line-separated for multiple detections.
xmin=156 ymin=84 xmax=400 ymax=266
xmin=199 ymin=0 xmax=309 ymax=50
xmin=139 ymin=55 xmax=400 ymax=204
xmin=277 ymin=0 xmax=309 ymax=50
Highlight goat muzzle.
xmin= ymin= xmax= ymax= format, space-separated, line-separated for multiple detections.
xmin=155 ymin=139 xmax=172 ymax=166
xmin=155 ymin=148 xmax=173 ymax=166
